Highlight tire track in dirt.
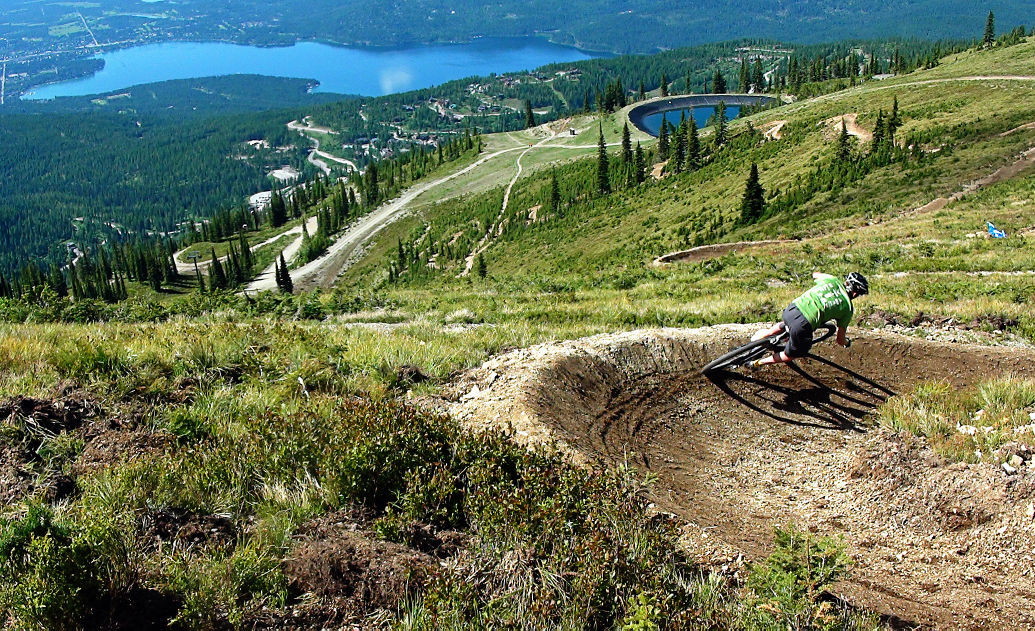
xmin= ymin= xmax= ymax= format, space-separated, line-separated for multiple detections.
xmin=445 ymin=326 xmax=1035 ymax=629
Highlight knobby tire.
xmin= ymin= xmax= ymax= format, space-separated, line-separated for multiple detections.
xmin=701 ymin=324 xmax=837 ymax=375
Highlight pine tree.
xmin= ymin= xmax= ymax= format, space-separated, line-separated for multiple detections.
xmin=674 ymin=120 xmax=687 ymax=172
xmin=524 ymin=100 xmax=536 ymax=129
xmin=621 ymin=122 xmax=632 ymax=163
xmin=269 ymin=190 xmax=287 ymax=228
xmin=208 ymin=248 xmax=226 ymax=290
xmin=889 ymin=95 xmax=900 ymax=137
xmin=713 ymin=101 xmax=728 ymax=149
xmin=475 ymin=253 xmax=487 ymax=278
xmin=634 ymin=142 xmax=646 ymax=183
xmin=48 ymin=264 xmax=67 ymax=298
xmin=712 ymin=69 xmax=727 ymax=94
xmin=278 ymin=253 xmax=293 ymax=294
xmin=983 ymin=11 xmax=995 ymax=47
xmin=739 ymin=58 xmax=750 ymax=93
xmin=752 ymin=57 xmax=765 ymax=92
xmin=836 ymin=119 xmax=853 ymax=162
xmin=660 ymin=73 xmax=669 ymax=97
xmin=657 ymin=113 xmax=670 ymax=158
xmin=739 ymin=163 xmax=765 ymax=224
xmin=549 ymin=170 xmax=561 ymax=212
xmin=871 ymin=109 xmax=886 ymax=153
xmin=686 ymin=118 xmax=701 ymax=170
xmin=596 ymin=125 xmax=610 ymax=195
xmin=638 ymin=80 xmax=646 ymax=101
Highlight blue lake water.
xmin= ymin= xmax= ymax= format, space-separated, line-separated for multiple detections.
xmin=24 ymin=38 xmax=601 ymax=100
xmin=641 ymin=106 xmax=742 ymax=136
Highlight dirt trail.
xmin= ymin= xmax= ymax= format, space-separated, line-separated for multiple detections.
xmin=173 ymin=217 xmax=315 ymax=276
xmin=823 ymin=113 xmax=872 ymax=142
xmin=653 ymin=240 xmax=795 ymax=266
xmin=445 ymin=326 xmax=1035 ymax=629
xmin=270 ymin=144 xmax=528 ymax=292
xmin=762 ymin=119 xmax=786 ymax=141
xmin=461 ymin=127 xmax=558 ymax=275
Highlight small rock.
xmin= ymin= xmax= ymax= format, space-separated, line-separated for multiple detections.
xmin=1003 ymin=462 xmax=1018 ymax=475
xmin=1009 ymin=454 xmax=1024 ymax=469
xmin=1026 ymin=503 xmax=1035 ymax=519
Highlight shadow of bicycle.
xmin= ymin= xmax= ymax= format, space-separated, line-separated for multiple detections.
xmin=704 ymin=352 xmax=895 ymax=432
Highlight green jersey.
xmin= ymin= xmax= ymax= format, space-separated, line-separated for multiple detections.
xmin=792 ymin=273 xmax=853 ymax=328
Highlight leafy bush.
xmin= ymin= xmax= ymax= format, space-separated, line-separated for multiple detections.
xmin=0 ymin=505 xmax=105 ymax=630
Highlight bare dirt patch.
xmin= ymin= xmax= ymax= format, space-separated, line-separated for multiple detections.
xmin=138 ymin=507 xmax=237 ymax=549
xmin=762 ymin=119 xmax=787 ymax=141
xmin=0 ymin=390 xmax=173 ymax=505
xmin=445 ymin=326 xmax=1035 ymax=628
xmin=277 ymin=512 xmax=437 ymax=628
xmin=822 ymin=113 xmax=873 ymax=142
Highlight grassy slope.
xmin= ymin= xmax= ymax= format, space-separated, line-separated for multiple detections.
xmin=336 ymin=38 xmax=1035 ymax=339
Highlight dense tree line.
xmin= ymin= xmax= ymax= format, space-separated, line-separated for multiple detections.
xmin=0 ymin=108 xmax=310 ymax=275
xmin=5 ymin=0 xmax=1029 ymax=68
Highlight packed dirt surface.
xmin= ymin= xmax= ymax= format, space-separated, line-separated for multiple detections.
xmin=653 ymin=239 xmax=795 ymax=266
xmin=762 ymin=119 xmax=786 ymax=141
xmin=444 ymin=326 xmax=1035 ymax=629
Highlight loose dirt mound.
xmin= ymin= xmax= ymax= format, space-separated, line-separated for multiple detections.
xmin=278 ymin=512 xmax=436 ymax=628
xmin=0 ymin=392 xmax=173 ymax=505
xmin=139 ymin=508 xmax=237 ymax=549
xmin=445 ymin=326 xmax=1035 ymax=628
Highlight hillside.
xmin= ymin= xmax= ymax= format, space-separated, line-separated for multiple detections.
xmin=336 ymin=37 xmax=1035 ymax=341
xmin=2 ymin=35 xmax=1035 ymax=630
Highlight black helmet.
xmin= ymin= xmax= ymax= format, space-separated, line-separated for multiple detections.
xmin=845 ymin=272 xmax=869 ymax=296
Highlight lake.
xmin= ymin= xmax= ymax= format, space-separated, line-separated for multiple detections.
xmin=640 ymin=106 xmax=742 ymax=136
xmin=24 ymin=38 xmax=602 ymax=100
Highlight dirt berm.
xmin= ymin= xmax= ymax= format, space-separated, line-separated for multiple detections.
xmin=444 ymin=325 xmax=1035 ymax=629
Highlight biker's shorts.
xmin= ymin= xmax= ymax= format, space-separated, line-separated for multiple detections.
xmin=781 ymin=304 xmax=814 ymax=358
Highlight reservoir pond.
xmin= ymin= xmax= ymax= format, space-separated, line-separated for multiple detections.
xmin=639 ymin=105 xmax=742 ymax=136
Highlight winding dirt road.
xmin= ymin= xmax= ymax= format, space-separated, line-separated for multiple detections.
xmin=248 ymin=119 xmax=627 ymax=292
xmin=172 ymin=215 xmax=317 ymax=276
xmin=247 ymin=144 xmax=529 ymax=292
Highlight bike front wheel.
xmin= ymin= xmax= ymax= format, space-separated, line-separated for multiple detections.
xmin=701 ymin=336 xmax=780 ymax=374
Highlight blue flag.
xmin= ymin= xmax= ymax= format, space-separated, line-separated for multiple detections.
xmin=987 ymin=222 xmax=1007 ymax=239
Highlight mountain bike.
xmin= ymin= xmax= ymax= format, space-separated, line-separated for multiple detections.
xmin=701 ymin=322 xmax=840 ymax=374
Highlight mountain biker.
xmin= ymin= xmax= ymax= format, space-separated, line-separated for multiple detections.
xmin=749 ymin=272 xmax=868 ymax=366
